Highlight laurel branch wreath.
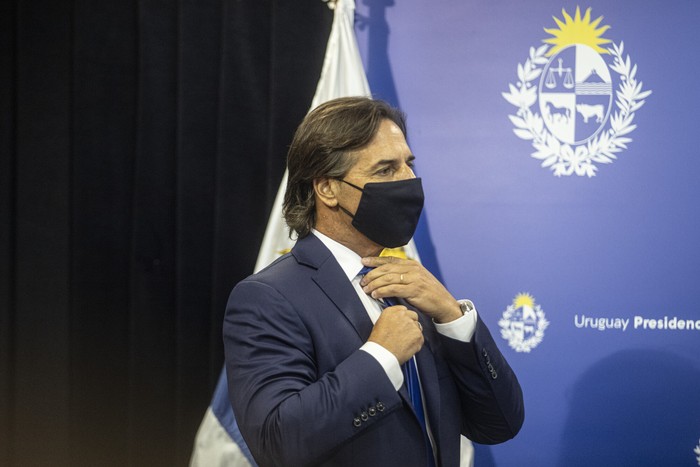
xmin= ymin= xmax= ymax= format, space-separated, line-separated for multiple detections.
xmin=498 ymin=305 xmax=550 ymax=353
xmin=503 ymin=42 xmax=652 ymax=177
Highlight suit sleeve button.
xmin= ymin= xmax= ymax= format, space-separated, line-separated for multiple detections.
xmin=368 ymin=407 xmax=377 ymax=416
xmin=353 ymin=417 xmax=362 ymax=427
xmin=491 ymin=370 xmax=498 ymax=379
xmin=376 ymin=402 xmax=385 ymax=412
xmin=360 ymin=411 xmax=369 ymax=421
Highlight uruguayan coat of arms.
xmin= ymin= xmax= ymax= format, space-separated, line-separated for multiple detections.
xmin=502 ymin=7 xmax=652 ymax=177
xmin=499 ymin=293 xmax=549 ymax=353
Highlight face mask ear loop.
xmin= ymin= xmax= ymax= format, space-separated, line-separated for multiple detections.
xmin=337 ymin=205 xmax=355 ymax=219
xmin=336 ymin=179 xmax=363 ymax=219
xmin=338 ymin=179 xmax=363 ymax=192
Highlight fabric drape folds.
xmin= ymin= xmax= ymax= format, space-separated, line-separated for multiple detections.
xmin=0 ymin=1 xmax=331 ymax=465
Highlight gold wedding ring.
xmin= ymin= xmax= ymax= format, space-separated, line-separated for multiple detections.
xmin=400 ymin=274 xmax=404 ymax=283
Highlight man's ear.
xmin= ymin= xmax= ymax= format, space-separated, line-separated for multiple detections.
xmin=313 ymin=177 xmax=339 ymax=208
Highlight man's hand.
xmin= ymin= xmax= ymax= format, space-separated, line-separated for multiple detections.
xmin=368 ymin=305 xmax=423 ymax=364
xmin=360 ymin=256 xmax=463 ymax=324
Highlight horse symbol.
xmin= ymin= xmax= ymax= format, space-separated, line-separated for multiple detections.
xmin=545 ymin=101 xmax=571 ymax=123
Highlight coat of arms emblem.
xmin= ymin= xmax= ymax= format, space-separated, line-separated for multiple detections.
xmin=502 ymin=7 xmax=652 ymax=177
xmin=499 ymin=293 xmax=549 ymax=353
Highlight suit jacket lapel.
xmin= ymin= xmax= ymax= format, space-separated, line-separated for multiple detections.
xmin=292 ymin=235 xmax=440 ymax=436
xmin=292 ymin=234 xmax=374 ymax=341
xmin=313 ymin=266 xmax=374 ymax=341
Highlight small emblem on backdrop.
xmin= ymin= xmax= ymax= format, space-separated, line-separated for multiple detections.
xmin=499 ymin=293 xmax=549 ymax=352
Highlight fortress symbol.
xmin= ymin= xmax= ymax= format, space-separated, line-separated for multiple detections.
xmin=545 ymin=58 xmax=574 ymax=89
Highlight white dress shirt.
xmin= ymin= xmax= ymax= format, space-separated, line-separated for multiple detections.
xmin=311 ymin=230 xmax=478 ymax=389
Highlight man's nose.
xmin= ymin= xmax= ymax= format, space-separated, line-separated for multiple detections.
xmin=397 ymin=162 xmax=416 ymax=180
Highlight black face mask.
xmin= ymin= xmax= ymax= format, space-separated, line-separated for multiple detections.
xmin=338 ymin=178 xmax=424 ymax=248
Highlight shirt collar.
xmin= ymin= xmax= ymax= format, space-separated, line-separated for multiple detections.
xmin=312 ymin=229 xmax=363 ymax=280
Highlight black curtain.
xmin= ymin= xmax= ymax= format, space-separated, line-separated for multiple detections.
xmin=0 ymin=1 xmax=332 ymax=465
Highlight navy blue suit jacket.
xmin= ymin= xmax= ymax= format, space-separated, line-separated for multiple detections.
xmin=224 ymin=234 xmax=524 ymax=467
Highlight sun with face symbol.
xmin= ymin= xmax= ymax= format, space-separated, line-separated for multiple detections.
xmin=543 ymin=6 xmax=611 ymax=56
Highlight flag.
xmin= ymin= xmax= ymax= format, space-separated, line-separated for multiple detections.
xmin=190 ymin=0 xmax=472 ymax=464
xmin=252 ymin=0 xmax=372 ymax=274
xmin=189 ymin=369 xmax=257 ymax=466
xmin=189 ymin=1 xmax=371 ymax=465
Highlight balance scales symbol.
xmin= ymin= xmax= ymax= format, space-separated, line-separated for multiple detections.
xmin=545 ymin=58 xmax=574 ymax=89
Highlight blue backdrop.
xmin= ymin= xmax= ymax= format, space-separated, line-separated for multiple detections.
xmin=355 ymin=1 xmax=700 ymax=465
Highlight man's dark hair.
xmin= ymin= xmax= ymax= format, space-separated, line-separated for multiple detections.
xmin=283 ymin=97 xmax=407 ymax=238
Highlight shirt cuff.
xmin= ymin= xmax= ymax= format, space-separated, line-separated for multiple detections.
xmin=360 ymin=341 xmax=404 ymax=391
xmin=434 ymin=300 xmax=478 ymax=342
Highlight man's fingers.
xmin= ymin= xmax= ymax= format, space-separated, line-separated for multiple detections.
xmin=370 ymin=307 xmax=424 ymax=363
xmin=382 ymin=306 xmax=418 ymax=322
xmin=361 ymin=266 xmax=413 ymax=288
xmin=362 ymin=271 xmax=419 ymax=300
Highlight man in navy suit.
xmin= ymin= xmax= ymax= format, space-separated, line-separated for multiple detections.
xmin=223 ymin=97 xmax=524 ymax=467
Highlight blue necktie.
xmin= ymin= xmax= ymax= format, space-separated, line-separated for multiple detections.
xmin=359 ymin=267 xmax=436 ymax=467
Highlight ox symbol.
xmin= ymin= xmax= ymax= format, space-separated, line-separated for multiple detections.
xmin=576 ymin=104 xmax=604 ymax=124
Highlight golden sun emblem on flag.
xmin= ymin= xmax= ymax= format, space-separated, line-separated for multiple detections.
xmin=380 ymin=247 xmax=409 ymax=260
